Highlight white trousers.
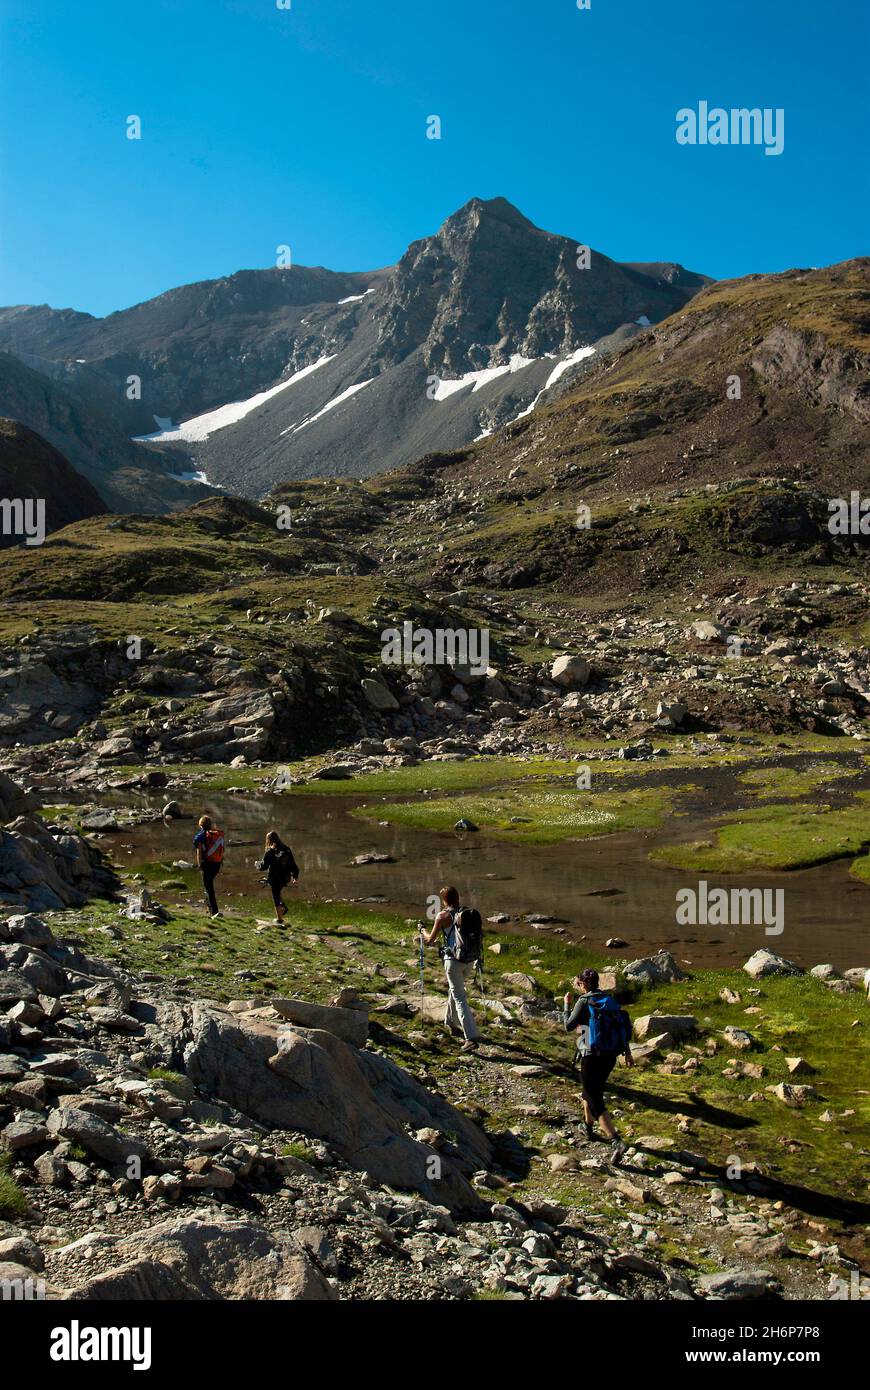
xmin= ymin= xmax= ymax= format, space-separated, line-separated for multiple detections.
xmin=443 ymin=957 xmax=480 ymax=1040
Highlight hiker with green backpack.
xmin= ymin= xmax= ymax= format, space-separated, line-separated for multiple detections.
xmin=419 ymin=885 xmax=483 ymax=1053
xmin=564 ymin=968 xmax=633 ymax=1164
xmin=257 ymin=830 xmax=299 ymax=926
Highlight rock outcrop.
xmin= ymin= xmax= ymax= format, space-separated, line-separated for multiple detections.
xmin=176 ymin=1000 xmax=490 ymax=1212
xmin=0 ymin=815 xmax=116 ymax=913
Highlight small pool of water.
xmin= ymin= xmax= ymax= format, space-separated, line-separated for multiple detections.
xmin=99 ymin=787 xmax=870 ymax=973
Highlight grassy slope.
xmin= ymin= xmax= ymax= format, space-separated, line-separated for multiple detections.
xmin=45 ymin=877 xmax=870 ymax=1221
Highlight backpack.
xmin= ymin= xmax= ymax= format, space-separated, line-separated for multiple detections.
xmin=444 ymin=907 xmax=483 ymax=964
xmin=586 ymin=993 xmax=632 ymax=1053
xmin=273 ymin=846 xmax=294 ymax=882
xmin=202 ymin=828 xmax=225 ymax=863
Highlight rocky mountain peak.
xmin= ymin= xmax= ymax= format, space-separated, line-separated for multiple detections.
xmin=440 ymin=195 xmax=539 ymax=236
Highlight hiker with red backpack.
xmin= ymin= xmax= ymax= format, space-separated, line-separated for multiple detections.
xmin=256 ymin=829 xmax=299 ymax=925
xmin=193 ymin=815 xmax=225 ymax=919
xmin=564 ymin=968 xmax=634 ymax=1164
xmin=419 ymin=885 xmax=483 ymax=1053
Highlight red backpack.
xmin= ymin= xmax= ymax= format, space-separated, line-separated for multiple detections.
xmin=202 ymin=827 xmax=225 ymax=863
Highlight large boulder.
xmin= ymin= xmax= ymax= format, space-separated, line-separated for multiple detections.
xmin=0 ymin=943 xmax=69 ymax=996
xmin=550 ymin=655 xmax=591 ymax=689
xmin=0 ymin=913 xmax=56 ymax=948
xmin=361 ymin=678 xmax=399 ymax=712
xmin=177 ymin=1003 xmax=490 ymax=1213
xmin=743 ymin=949 xmax=804 ymax=979
xmin=633 ymin=1014 xmax=696 ymax=1042
xmin=691 ymin=620 xmax=728 ymax=643
xmin=697 ymin=1269 xmax=778 ymax=1299
xmin=270 ymin=998 xmax=369 ymax=1047
xmin=47 ymin=1106 xmax=149 ymax=1164
xmin=57 ymin=1217 xmax=337 ymax=1301
xmin=0 ymin=816 xmax=116 ymax=913
xmin=655 ymin=700 xmax=687 ymax=728
xmin=623 ymin=950 xmax=688 ymax=984
xmin=198 ymin=691 xmax=275 ymax=730
xmin=0 ymin=772 xmax=39 ymax=824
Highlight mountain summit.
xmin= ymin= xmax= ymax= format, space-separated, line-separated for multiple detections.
xmin=0 ymin=198 xmax=710 ymax=500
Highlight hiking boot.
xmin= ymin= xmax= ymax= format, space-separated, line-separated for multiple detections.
xmin=584 ymin=1122 xmax=596 ymax=1143
xmin=460 ymin=1039 xmax=479 ymax=1053
xmin=445 ymin=1024 xmax=463 ymax=1038
xmin=609 ymin=1139 xmax=626 ymax=1166
xmin=210 ymin=912 xmax=223 ymax=920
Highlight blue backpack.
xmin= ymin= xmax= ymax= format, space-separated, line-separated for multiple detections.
xmin=587 ymin=993 xmax=632 ymax=1053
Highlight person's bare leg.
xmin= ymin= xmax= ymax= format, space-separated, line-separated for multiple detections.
xmin=598 ymin=1110 xmax=618 ymax=1140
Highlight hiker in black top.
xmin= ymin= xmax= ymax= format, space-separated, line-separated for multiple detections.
xmin=257 ymin=830 xmax=299 ymax=925
xmin=419 ymin=884 xmax=480 ymax=1053
xmin=564 ymin=968 xmax=633 ymax=1164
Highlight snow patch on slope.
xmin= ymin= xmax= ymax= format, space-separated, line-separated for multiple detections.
xmin=168 ymin=468 xmax=222 ymax=488
xmin=285 ymin=378 xmax=374 ymax=434
xmin=542 ymin=345 xmax=596 ymax=391
xmin=473 ymin=346 xmax=598 ymax=440
xmin=132 ymin=356 xmax=336 ymax=443
xmin=337 ymin=288 xmax=375 ymax=305
xmin=431 ymin=354 xmax=538 ymax=400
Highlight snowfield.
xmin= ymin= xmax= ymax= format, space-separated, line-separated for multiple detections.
xmin=337 ymin=288 xmax=376 ymax=304
xmin=284 ymin=378 xmax=375 ymax=434
xmin=542 ymin=345 xmax=597 ymax=391
xmin=132 ymin=355 xmax=336 ymax=443
xmin=431 ymin=354 xmax=538 ymax=400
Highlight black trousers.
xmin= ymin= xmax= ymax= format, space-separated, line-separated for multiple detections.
xmin=201 ymin=862 xmax=220 ymax=915
xmin=580 ymin=1050 xmax=618 ymax=1119
xmin=269 ymin=877 xmax=287 ymax=912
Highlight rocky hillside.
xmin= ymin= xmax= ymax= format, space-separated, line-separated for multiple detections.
xmin=0 ymin=198 xmax=708 ymax=497
xmin=0 ymin=259 xmax=867 ymax=763
xmin=1 ymin=876 xmax=866 ymax=1302
xmin=0 ymin=353 xmax=211 ymax=514
xmin=0 ymin=419 xmax=108 ymax=546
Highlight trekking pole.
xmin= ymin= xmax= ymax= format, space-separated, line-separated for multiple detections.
xmin=418 ymin=925 xmax=425 ymax=1023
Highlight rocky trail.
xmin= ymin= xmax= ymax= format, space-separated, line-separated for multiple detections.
xmin=2 ymin=875 xmax=868 ymax=1302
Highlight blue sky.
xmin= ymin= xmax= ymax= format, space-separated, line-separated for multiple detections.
xmin=1 ymin=0 xmax=866 ymax=317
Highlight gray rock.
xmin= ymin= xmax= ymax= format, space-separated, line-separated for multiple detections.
xmin=633 ymin=1014 xmax=696 ymax=1042
xmin=768 ymin=1083 xmax=819 ymax=1106
xmin=361 ymin=678 xmax=399 ymax=712
xmin=62 ymin=1217 xmax=337 ymax=1301
xmin=291 ymin=1225 xmax=340 ymax=1275
xmin=46 ymin=1107 xmax=148 ymax=1164
xmin=743 ymin=949 xmax=804 ymax=979
xmin=550 ymin=655 xmax=591 ymax=689
xmin=0 ymin=1235 xmax=45 ymax=1271
xmin=2 ymin=914 xmax=55 ymax=949
xmin=33 ymin=1153 xmax=67 ymax=1185
xmin=698 ymin=1268 xmax=777 ymax=1299
xmin=86 ymin=1007 xmax=142 ymax=1033
xmin=623 ymin=950 xmax=688 ymax=984
xmin=2 ymin=1118 xmax=48 ymax=1150
xmin=655 ymin=699 xmax=687 ymax=728
xmin=270 ymin=998 xmax=369 ymax=1047
xmin=179 ymin=1001 xmax=490 ymax=1212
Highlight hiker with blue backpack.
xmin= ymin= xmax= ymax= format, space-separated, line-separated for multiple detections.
xmin=564 ymin=968 xmax=634 ymax=1164
xmin=419 ymin=885 xmax=483 ymax=1053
